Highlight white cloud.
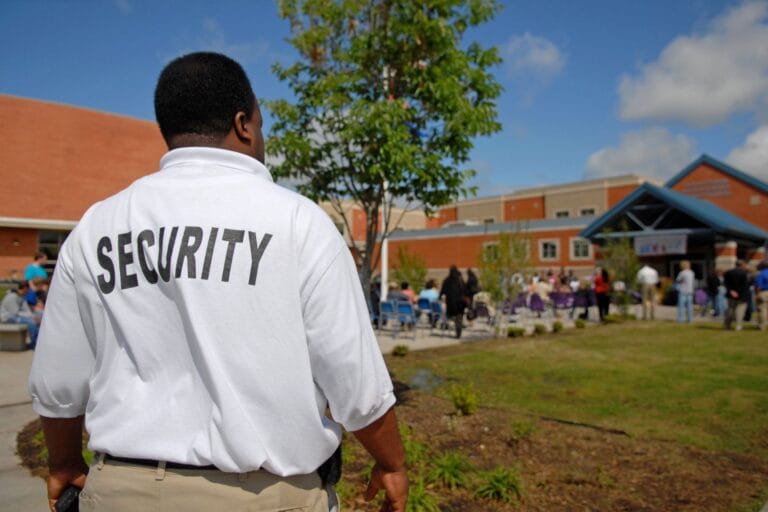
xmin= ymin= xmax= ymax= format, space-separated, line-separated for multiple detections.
xmin=727 ymin=124 xmax=768 ymax=180
xmin=585 ymin=128 xmax=697 ymax=180
xmin=115 ymin=0 xmax=132 ymax=14
xmin=501 ymin=33 xmax=566 ymax=105
xmin=164 ymin=18 xmax=281 ymax=65
xmin=502 ymin=33 xmax=566 ymax=78
xmin=619 ymin=1 xmax=768 ymax=127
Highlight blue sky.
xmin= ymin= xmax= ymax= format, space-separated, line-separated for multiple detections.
xmin=2 ymin=0 xmax=767 ymax=197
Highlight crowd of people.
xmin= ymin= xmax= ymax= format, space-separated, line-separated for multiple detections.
xmin=371 ymin=259 xmax=768 ymax=334
xmin=371 ymin=266 xmax=481 ymax=339
xmin=0 ymin=252 xmax=50 ymax=349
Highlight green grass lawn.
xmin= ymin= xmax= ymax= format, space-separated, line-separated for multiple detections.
xmin=386 ymin=321 xmax=768 ymax=456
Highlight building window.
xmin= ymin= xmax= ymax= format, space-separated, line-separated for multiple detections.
xmin=570 ymin=238 xmax=591 ymax=260
xmin=555 ymin=210 xmax=570 ymax=218
xmin=580 ymin=207 xmax=596 ymax=216
xmin=38 ymin=230 xmax=70 ymax=273
xmin=539 ymin=239 xmax=559 ymax=261
xmin=484 ymin=217 xmax=495 ymax=224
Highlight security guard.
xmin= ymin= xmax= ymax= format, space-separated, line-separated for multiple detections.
xmin=29 ymin=52 xmax=408 ymax=512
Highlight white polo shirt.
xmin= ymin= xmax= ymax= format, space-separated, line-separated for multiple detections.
xmin=29 ymin=147 xmax=395 ymax=475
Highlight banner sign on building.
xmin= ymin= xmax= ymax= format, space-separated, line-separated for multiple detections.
xmin=634 ymin=234 xmax=688 ymax=256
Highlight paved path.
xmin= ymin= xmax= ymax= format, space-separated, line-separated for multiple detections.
xmin=0 ymin=350 xmax=44 ymax=511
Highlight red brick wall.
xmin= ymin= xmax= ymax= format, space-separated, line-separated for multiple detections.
xmin=671 ymin=163 xmax=768 ymax=231
xmin=0 ymin=95 xmax=167 ymax=222
xmin=607 ymin=184 xmax=640 ymax=208
xmin=503 ymin=196 xmax=545 ymax=221
xmin=432 ymin=207 xmax=458 ymax=227
xmin=385 ymin=227 xmax=595 ymax=273
xmin=0 ymin=228 xmax=38 ymax=278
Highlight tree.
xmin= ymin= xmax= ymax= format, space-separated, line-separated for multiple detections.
xmin=267 ymin=0 xmax=503 ymax=293
xmin=597 ymin=226 xmax=640 ymax=316
xmin=391 ymin=246 xmax=427 ymax=292
xmin=479 ymin=227 xmax=531 ymax=328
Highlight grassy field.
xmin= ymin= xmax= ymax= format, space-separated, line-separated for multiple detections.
xmin=386 ymin=321 xmax=768 ymax=457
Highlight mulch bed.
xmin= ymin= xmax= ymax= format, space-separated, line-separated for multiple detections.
xmin=18 ymin=389 xmax=768 ymax=511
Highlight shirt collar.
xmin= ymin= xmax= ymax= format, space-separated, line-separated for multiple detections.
xmin=159 ymin=147 xmax=273 ymax=182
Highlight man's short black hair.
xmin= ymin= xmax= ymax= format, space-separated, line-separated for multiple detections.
xmin=154 ymin=52 xmax=255 ymax=145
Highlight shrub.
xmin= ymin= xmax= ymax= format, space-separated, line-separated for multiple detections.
xmin=574 ymin=318 xmax=586 ymax=329
xmin=427 ymin=451 xmax=471 ymax=489
xmin=392 ymin=344 xmax=409 ymax=357
xmin=603 ymin=314 xmax=622 ymax=324
xmin=398 ymin=423 xmax=429 ymax=467
xmin=533 ymin=323 xmax=547 ymax=335
xmin=507 ymin=326 xmax=526 ymax=338
xmin=475 ymin=466 xmax=524 ymax=503
xmin=450 ymin=384 xmax=478 ymax=416
xmin=509 ymin=420 xmax=536 ymax=443
xmin=406 ymin=478 xmax=441 ymax=512
xmin=552 ymin=321 xmax=564 ymax=333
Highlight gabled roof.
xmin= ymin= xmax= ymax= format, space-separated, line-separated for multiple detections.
xmin=665 ymin=154 xmax=768 ymax=194
xmin=580 ymin=182 xmax=768 ymax=242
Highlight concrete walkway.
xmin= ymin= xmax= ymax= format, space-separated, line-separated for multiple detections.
xmin=0 ymin=349 xmax=45 ymax=511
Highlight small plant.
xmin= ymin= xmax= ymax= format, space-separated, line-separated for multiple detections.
xmin=508 ymin=420 xmax=536 ymax=443
xmin=450 ymin=384 xmax=478 ymax=416
xmin=398 ymin=423 xmax=429 ymax=467
xmin=427 ymin=451 xmax=471 ymax=489
xmin=552 ymin=321 xmax=564 ymax=333
xmin=574 ymin=318 xmax=586 ymax=329
xmin=533 ymin=323 xmax=547 ymax=335
xmin=603 ymin=314 xmax=624 ymax=324
xmin=392 ymin=344 xmax=410 ymax=357
xmin=475 ymin=466 xmax=524 ymax=503
xmin=507 ymin=326 xmax=526 ymax=338
xmin=406 ymin=478 xmax=441 ymax=512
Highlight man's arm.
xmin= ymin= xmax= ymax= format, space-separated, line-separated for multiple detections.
xmin=41 ymin=416 xmax=88 ymax=512
xmin=352 ymin=407 xmax=408 ymax=512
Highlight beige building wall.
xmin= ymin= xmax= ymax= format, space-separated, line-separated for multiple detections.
xmin=456 ymin=197 xmax=504 ymax=223
xmin=544 ymin=187 xmax=606 ymax=218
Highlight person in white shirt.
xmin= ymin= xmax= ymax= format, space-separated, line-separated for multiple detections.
xmin=29 ymin=52 xmax=407 ymax=512
xmin=676 ymin=260 xmax=696 ymax=323
xmin=636 ymin=264 xmax=659 ymax=320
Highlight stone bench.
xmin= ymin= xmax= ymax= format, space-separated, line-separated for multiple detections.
xmin=0 ymin=323 xmax=28 ymax=351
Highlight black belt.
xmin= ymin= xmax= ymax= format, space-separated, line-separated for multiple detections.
xmin=105 ymin=454 xmax=217 ymax=471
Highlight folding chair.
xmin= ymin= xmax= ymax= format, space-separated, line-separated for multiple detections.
xmin=529 ymin=293 xmax=548 ymax=318
xmin=473 ymin=301 xmax=493 ymax=325
xmin=417 ymin=297 xmax=433 ymax=327
xmin=430 ymin=301 xmax=445 ymax=334
xmin=378 ymin=300 xmax=398 ymax=335
xmin=396 ymin=301 xmax=418 ymax=339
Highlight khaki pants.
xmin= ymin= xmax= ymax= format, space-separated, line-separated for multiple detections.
xmin=79 ymin=455 xmax=329 ymax=511
xmin=641 ymin=284 xmax=656 ymax=320
xmin=724 ymin=298 xmax=747 ymax=331
xmin=757 ymin=290 xmax=768 ymax=331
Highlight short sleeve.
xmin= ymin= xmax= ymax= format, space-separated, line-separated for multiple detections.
xmin=302 ymin=246 xmax=395 ymax=432
xmin=28 ymin=238 xmax=96 ymax=418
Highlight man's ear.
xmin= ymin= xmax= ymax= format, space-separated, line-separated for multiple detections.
xmin=233 ymin=111 xmax=253 ymax=144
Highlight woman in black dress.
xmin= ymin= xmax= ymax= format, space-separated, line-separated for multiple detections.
xmin=440 ymin=265 xmax=467 ymax=338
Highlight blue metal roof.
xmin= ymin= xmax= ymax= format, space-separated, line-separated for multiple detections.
xmin=580 ymin=182 xmax=768 ymax=242
xmin=388 ymin=216 xmax=592 ymax=241
xmin=665 ymin=154 xmax=768 ymax=194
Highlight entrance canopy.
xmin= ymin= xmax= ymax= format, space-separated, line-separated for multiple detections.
xmin=579 ymin=183 xmax=768 ymax=248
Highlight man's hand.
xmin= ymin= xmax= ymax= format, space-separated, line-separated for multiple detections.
xmin=41 ymin=416 xmax=88 ymax=511
xmin=365 ymin=463 xmax=408 ymax=512
xmin=47 ymin=466 xmax=87 ymax=512
xmin=352 ymin=407 xmax=408 ymax=512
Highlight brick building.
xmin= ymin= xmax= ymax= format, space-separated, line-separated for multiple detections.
xmin=1 ymin=95 xmax=765 ymax=285
xmin=0 ymin=95 xmax=166 ymax=277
